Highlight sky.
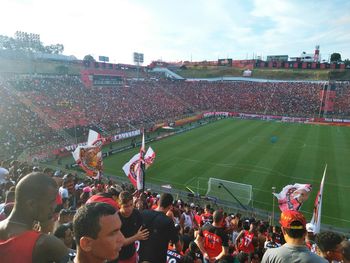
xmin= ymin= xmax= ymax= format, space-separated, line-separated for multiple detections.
xmin=1 ymin=0 xmax=350 ymax=65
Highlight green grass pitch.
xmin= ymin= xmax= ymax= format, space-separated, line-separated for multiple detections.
xmin=102 ymin=119 xmax=349 ymax=228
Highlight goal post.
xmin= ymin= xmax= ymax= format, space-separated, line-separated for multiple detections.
xmin=206 ymin=177 xmax=253 ymax=207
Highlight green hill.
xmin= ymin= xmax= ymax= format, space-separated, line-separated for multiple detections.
xmin=174 ymin=66 xmax=336 ymax=81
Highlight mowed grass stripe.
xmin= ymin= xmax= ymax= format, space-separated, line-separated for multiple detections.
xmin=328 ymin=126 xmax=345 ymax=225
xmin=319 ymin=125 xmax=344 ymax=226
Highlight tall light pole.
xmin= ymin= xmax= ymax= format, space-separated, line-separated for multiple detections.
xmin=133 ymin=52 xmax=144 ymax=81
xmin=272 ymin=186 xmax=276 ymax=226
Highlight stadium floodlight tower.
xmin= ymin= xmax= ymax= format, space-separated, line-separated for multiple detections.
xmin=133 ymin=52 xmax=144 ymax=81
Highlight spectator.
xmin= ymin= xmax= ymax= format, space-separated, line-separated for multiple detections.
xmin=342 ymin=240 xmax=350 ymax=263
xmin=73 ymin=202 xmax=125 ymax=263
xmin=139 ymin=193 xmax=181 ymax=263
xmin=315 ymin=231 xmax=343 ymax=263
xmin=0 ymin=190 xmax=15 ymax=221
xmin=200 ymin=204 xmax=213 ymax=226
xmin=0 ymin=172 xmax=68 ymax=262
xmin=264 ymin=232 xmax=281 ymax=250
xmin=59 ymin=178 xmax=70 ymax=200
xmin=54 ymin=223 xmax=74 ymax=249
xmin=305 ymin=223 xmax=317 ymax=253
xmin=180 ymin=203 xmax=196 ymax=231
xmin=117 ymin=191 xmax=149 ymax=263
xmin=86 ymin=191 xmax=119 ymax=210
xmin=235 ymin=219 xmax=257 ymax=257
xmin=184 ymin=241 xmax=202 ymax=263
xmin=54 ymin=223 xmax=76 ymax=263
xmin=54 ymin=208 xmax=75 ymax=232
xmin=236 ymin=252 xmax=249 ymax=263
xmin=196 ymin=210 xmax=229 ymax=263
xmin=261 ymin=210 xmax=327 ymax=263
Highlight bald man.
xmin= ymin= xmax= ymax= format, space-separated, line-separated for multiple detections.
xmin=0 ymin=172 xmax=68 ymax=263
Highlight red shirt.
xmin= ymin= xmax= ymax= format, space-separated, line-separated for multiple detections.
xmin=200 ymin=212 xmax=213 ymax=226
xmin=0 ymin=230 xmax=41 ymax=263
xmin=194 ymin=213 xmax=202 ymax=226
xmin=238 ymin=230 xmax=255 ymax=253
xmin=200 ymin=224 xmax=228 ymax=258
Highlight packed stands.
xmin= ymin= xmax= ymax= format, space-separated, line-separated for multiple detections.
xmin=1 ymin=73 xmax=350 ymax=159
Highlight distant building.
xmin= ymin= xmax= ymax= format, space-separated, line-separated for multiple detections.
xmin=218 ymin=58 xmax=233 ymax=66
xmin=266 ymin=55 xmax=288 ymax=62
xmin=290 ymin=52 xmax=315 ymax=62
xmin=290 ymin=46 xmax=321 ymax=62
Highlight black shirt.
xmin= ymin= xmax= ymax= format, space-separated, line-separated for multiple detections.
xmin=139 ymin=210 xmax=179 ymax=263
xmin=118 ymin=209 xmax=143 ymax=260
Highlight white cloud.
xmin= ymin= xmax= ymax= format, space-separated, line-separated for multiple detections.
xmin=0 ymin=0 xmax=349 ymax=63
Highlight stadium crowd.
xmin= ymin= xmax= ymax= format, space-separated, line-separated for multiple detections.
xmin=3 ymin=73 xmax=348 ymax=160
xmin=0 ymin=160 xmax=349 ymax=263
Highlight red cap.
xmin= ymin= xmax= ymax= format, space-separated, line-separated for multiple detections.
xmin=279 ymin=210 xmax=306 ymax=229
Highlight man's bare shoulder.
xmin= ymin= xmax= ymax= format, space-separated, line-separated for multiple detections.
xmin=33 ymin=234 xmax=68 ymax=262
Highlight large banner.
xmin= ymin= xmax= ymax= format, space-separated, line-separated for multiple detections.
xmin=57 ymin=129 xmax=141 ymax=153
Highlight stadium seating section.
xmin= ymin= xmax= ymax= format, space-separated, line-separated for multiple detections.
xmin=1 ymin=73 xmax=350 ymax=158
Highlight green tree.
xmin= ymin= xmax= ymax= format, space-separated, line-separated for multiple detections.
xmin=330 ymin=53 xmax=341 ymax=62
xmin=344 ymin=59 xmax=350 ymax=67
xmin=83 ymin=54 xmax=95 ymax=62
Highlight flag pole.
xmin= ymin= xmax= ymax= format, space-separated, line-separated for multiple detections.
xmin=141 ymin=130 xmax=146 ymax=193
xmin=272 ymin=186 xmax=276 ymax=226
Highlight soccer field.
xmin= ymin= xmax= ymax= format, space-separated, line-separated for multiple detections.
xmin=102 ymin=119 xmax=349 ymax=229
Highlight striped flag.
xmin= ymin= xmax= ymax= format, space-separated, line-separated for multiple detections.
xmin=122 ymin=132 xmax=156 ymax=190
xmin=309 ymin=164 xmax=327 ymax=234
xmin=123 ymin=153 xmax=143 ymax=190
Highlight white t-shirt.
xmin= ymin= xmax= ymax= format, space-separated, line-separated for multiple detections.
xmin=59 ymin=186 xmax=69 ymax=199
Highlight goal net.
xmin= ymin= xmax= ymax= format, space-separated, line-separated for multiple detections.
xmin=206 ymin=178 xmax=252 ymax=206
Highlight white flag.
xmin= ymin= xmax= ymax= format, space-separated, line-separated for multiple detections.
xmin=122 ymin=147 xmax=156 ymax=190
xmin=309 ymin=164 xmax=327 ymax=234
